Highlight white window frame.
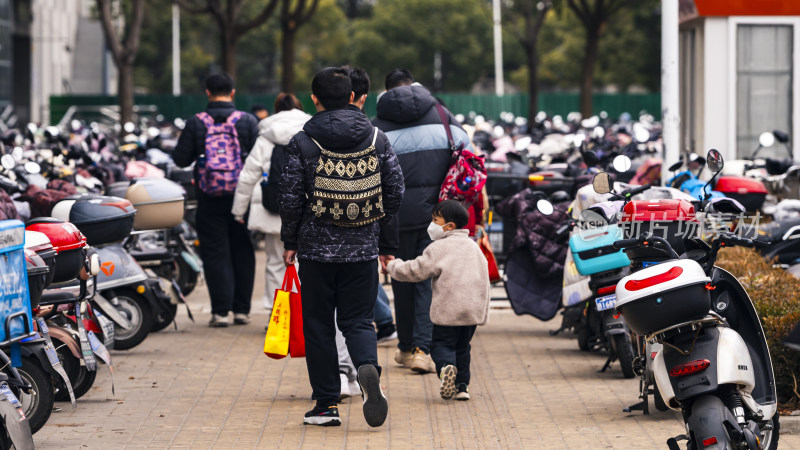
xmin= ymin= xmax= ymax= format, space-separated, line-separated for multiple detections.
xmin=727 ymin=16 xmax=800 ymax=161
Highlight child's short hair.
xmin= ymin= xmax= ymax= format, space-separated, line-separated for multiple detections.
xmin=433 ymin=200 xmax=469 ymax=229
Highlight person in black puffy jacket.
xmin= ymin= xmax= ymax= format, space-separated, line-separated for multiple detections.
xmin=280 ymin=67 xmax=403 ymax=428
xmin=372 ymin=69 xmax=474 ymax=373
xmin=173 ymin=73 xmax=259 ymax=328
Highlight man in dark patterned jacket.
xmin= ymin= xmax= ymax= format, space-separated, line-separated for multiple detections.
xmin=280 ymin=67 xmax=404 ymax=428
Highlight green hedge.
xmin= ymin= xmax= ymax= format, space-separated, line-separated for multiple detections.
xmin=49 ymin=92 xmax=661 ymax=125
xmin=716 ymin=247 xmax=800 ymax=409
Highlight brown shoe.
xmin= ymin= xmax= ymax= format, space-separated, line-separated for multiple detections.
xmin=394 ymin=349 xmax=413 ymax=367
xmin=410 ymin=348 xmax=435 ymax=374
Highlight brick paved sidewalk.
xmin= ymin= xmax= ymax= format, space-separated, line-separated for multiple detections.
xmin=33 ymin=272 xmax=800 ymax=448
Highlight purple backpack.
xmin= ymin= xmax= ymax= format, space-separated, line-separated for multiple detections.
xmin=195 ymin=111 xmax=244 ymax=196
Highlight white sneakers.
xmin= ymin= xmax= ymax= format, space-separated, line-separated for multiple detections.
xmin=338 ymin=373 xmax=361 ymax=401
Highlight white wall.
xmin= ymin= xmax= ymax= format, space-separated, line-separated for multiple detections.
xmin=29 ymin=0 xmax=83 ymax=124
xmin=702 ymin=18 xmax=730 ymax=160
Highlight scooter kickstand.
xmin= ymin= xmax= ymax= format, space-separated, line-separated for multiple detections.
xmin=598 ymin=355 xmax=614 ymax=373
xmin=666 ymin=434 xmax=688 ymax=450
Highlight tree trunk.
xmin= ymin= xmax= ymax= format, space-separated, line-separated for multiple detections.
xmin=118 ymin=63 xmax=134 ymax=124
xmin=221 ymin=31 xmax=238 ymax=78
xmin=579 ymin=28 xmax=600 ymax=118
xmin=526 ymin=41 xmax=539 ymax=119
xmin=281 ymin=26 xmax=296 ymax=93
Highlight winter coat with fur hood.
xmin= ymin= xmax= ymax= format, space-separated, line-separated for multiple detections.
xmin=232 ymin=108 xmax=311 ymax=234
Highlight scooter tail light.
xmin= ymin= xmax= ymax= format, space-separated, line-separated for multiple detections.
xmin=702 ymin=436 xmax=718 ymax=446
xmin=669 ymin=359 xmax=711 ymax=377
xmin=597 ymin=285 xmax=616 ymax=295
xmin=625 ymin=266 xmax=683 ymax=291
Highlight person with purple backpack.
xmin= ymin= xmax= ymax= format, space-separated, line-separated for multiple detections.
xmin=174 ymin=73 xmax=259 ymax=327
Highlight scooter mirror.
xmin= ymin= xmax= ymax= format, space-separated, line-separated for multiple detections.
xmin=612 ymin=155 xmax=632 ymax=173
xmin=0 ymin=154 xmax=14 ymax=171
xmin=536 ymin=199 xmax=554 ymax=215
xmin=758 ymin=131 xmax=775 ymax=148
xmin=707 ymin=149 xmax=724 ymax=173
xmin=633 ymin=124 xmax=650 ymax=143
xmin=592 ymin=172 xmax=613 ymax=194
xmin=10 ymin=146 xmax=23 ymax=161
xmin=668 ymin=161 xmax=683 ymax=172
xmin=24 ymin=161 xmax=40 ymax=175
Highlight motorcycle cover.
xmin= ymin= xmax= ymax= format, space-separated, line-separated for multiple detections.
xmin=504 ymin=248 xmax=561 ymax=320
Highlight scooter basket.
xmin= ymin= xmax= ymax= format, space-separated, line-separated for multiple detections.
xmin=569 ymin=225 xmax=631 ymax=276
xmin=615 ymin=259 xmax=711 ymax=335
xmin=26 ymin=218 xmax=87 ymax=283
xmin=0 ymin=220 xmax=34 ymax=344
xmin=51 ymin=194 xmax=136 ymax=246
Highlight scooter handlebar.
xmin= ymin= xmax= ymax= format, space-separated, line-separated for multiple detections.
xmin=623 ymin=183 xmax=651 ymax=198
xmin=612 ymin=238 xmax=641 ymax=250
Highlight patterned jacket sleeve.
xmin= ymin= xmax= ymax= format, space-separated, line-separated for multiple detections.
xmin=279 ymin=136 xmax=305 ymax=251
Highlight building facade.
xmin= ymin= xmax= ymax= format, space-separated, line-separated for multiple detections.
xmin=680 ymin=1 xmax=800 ymax=161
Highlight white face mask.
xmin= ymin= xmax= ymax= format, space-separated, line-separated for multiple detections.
xmin=427 ymin=221 xmax=445 ymax=241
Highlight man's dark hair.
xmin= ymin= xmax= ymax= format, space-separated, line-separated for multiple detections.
xmin=433 ymin=200 xmax=469 ymax=229
xmin=311 ymin=67 xmax=352 ymax=110
xmin=205 ymin=73 xmax=234 ymax=96
xmin=251 ymin=104 xmax=267 ymax=114
xmin=385 ymin=68 xmax=415 ymax=90
xmin=348 ymin=67 xmax=370 ymax=98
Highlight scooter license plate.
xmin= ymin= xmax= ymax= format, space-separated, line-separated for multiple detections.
xmin=43 ymin=342 xmax=60 ymax=367
xmin=642 ymin=261 xmax=659 ymax=268
xmin=595 ymin=294 xmax=617 ymax=312
xmin=94 ymin=311 xmax=116 ymax=346
xmin=0 ymin=385 xmax=20 ymax=406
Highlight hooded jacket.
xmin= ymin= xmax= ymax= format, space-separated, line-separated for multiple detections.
xmin=280 ymin=107 xmax=404 ymax=263
xmin=173 ymin=101 xmax=259 ymax=179
xmin=372 ymin=85 xmax=473 ymax=232
xmin=496 ymin=189 xmax=570 ymax=279
xmin=232 ymin=108 xmax=312 ymax=234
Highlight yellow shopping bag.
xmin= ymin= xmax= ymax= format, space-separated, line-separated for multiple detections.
xmin=264 ymin=289 xmax=291 ymax=359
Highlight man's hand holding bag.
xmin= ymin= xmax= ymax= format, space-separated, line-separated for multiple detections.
xmin=264 ymin=265 xmax=305 ymax=359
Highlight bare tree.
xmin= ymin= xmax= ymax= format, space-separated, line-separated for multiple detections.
xmin=565 ymin=0 xmax=630 ymax=117
xmin=280 ymin=0 xmax=320 ymax=92
xmin=178 ymin=0 xmax=280 ymax=78
xmin=96 ymin=0 xmax=146 ymax=124
xmin=505 ymin=0 xmax=550 ymax=118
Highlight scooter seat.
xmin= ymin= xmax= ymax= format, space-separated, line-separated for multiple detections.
xmin=38 ymin=291 xmax=77 ymax=306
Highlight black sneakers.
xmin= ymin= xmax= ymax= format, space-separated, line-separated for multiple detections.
xmin=357 ymin=364 xmax=388 ymax=427
xmin=303 ymin=404 xmax=341 ymax=426
xmin=376 ymin=323 xmax=398 ymax=343
xmin=455 ymin=383 xmax=470 ymax=401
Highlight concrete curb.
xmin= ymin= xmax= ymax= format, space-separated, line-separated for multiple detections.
xmin=782 ymin=415 xmax=800 ymax=434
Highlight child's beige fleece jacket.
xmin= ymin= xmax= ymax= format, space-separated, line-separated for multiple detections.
xmin=387 ymin=229 xmax=490 ymax=326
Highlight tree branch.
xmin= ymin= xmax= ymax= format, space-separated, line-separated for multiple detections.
xmin=299 ymin=0 xmax=320 ymax=25
xmin=235 ymin=0 xmax=280 ymax=34
xmin=124 ymin=0 xmax=147 ymax=64
xmin=567 ymin=0 xmax=590 ymax=27
xmin=95 ymin=0 xmax=124 ymax=64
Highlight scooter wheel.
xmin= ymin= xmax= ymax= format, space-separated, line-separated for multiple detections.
xmin=53 ymin=340 xmax=97 ymax=401
xmin=108 ymin=289 xmax=153 ymax=350
xmin=152 ymin=303 xmax=178 ymax=333
xmin=577 ymin=327 xmax=590 ymax=352
xmin=12 ymin=356 xmax=54 ymax=434
xmin=613 ymin=334 xmax=637 ymax=379
xmin=176 ymin=257 xmax=198 ymax=296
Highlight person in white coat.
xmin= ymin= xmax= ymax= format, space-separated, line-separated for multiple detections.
xmin=232 ymin=93 xmax=311 ymax=314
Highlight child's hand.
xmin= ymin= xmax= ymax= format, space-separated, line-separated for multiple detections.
xmin=379 ymin=255 xmax=395 ymax=274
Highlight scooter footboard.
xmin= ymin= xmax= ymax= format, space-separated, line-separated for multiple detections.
xmin=687 ymin=395 xmax=741 ymax=449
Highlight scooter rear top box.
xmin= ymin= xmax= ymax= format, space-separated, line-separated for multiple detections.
xmin=569 ymin=224 xmax=631 ymax=276
xmin=26 ymin=218 xmax=87 ymax=283
xmin=0 ymin=220 xmax=34 ymax=344
xmin=51 ymin=194 xmax=136 ymax=246
xmin=125 ymin=178 xmax=185 ymax=231
xmin=24 ymin=248 xmax=49 ymax=309
xmin=24 ymin=230 xmax=56 ymax=288
xmin=615 ymin=259 xmax=711 ymax=335
xmin=621 ymin=199 xmax=697 ymax=263
xmin=715 ymin=175 xmax=767 ymax=212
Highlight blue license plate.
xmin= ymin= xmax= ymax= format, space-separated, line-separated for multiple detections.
xmin=642 ymin=261 xmax=659 ymax=268
xmin=595 ymin=294 xmax=617 ymax=312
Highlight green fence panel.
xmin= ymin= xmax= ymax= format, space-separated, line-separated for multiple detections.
xmin=49 ymin=92 xmax=661 ymax=125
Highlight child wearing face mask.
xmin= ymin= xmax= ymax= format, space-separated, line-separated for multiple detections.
xmin=386 ymin=200 xmax=490 ymax=401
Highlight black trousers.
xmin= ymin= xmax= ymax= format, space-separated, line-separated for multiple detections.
xmin=391 ymin=229 xmax=434 ymax=352
xmin=299 ymin=259 xmax=380 ymax=407
xmin=431 ymin=325 xmax=477 ymax=386
xmin=196 ymin=194 xmax=255 ymax=316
